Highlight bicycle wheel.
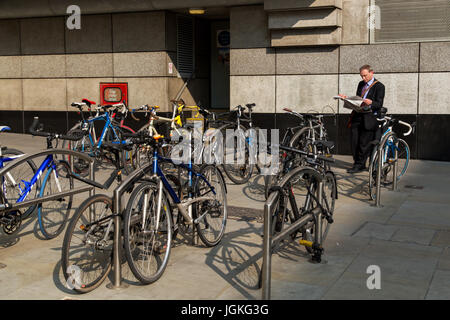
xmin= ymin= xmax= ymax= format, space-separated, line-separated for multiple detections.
xmin=194 ymin=165 xmax=227 ymax=247
xmin=1 ymin=148 xmax=38 ymax=220
xmin=222 ymin=125 xmax=254 ymax=184
xmin=304 ymin=171 xmax=337 ymax=251
xmin=386 ymin=138 xmax=410 ymax=182
xmin=289 ymin=127 xmax=315 ymax=151
xmin=117 ymin=127 xmax=137 ymax=175
xmin=368 ymin=148 xmax=378 ymax=201
xmin=38 ymin=160 xmax=73 ymax=239
xmin=64 ymin=127 xmax=96 ymax=177
xmin=61 ymin=194 xmax=113 ymax=293
xmin=123 ymin=181 xmax=172 ymax=284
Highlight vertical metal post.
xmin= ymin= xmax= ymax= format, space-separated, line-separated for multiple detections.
xmin=392 ymin=140 xmax=398 ymax=191
xmin=315 ymin=181 xmax=324 ymax=246
xmin=261 ymin=195 xmax=273 ymax=300
xmin=106 ymin=189 xmax=128 ymax=289
xmin=375 ymin=143 xmax=383 ymax=207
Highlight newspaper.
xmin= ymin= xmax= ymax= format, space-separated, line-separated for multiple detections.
xmin=333 ymin=95 xmax=370 ymax=113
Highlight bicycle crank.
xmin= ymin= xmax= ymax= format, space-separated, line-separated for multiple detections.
xmin=1 ymin=210 xmax=22 ymax=235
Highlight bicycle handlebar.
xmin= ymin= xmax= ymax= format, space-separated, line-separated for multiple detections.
xmin=398 ymin=120 xmax=413 ymax=136
xmin=29 ymin=117 xmax=83 ymax=141
xmin=377 ymin=116 xmax=414 ymax=136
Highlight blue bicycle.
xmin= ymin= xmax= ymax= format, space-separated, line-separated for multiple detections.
xmin=63 ymin=99 xmax=134 ymax=176
xmin=0 ymin=118 xmax=81 ymax=239
xmin=368 ymin=115 xmax=414 ymax=200
xmin=61 ymin=130 xmax=227 ymax=291
xmin=0 ymin=126 xmax=39 ymax=233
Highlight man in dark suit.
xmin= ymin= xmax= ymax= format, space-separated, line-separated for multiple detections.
xmin=339 ymin=65 xmax=385 ymax=173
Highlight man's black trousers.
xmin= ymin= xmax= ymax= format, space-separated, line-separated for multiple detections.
xmin=350 ymin=117 xmax=379 ymax=168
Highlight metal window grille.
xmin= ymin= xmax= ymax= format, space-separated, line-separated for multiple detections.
xmin=177 ymin=15 xmax=194 ymax=77
xmin=372 ymin=0 xmax=450 ymax=43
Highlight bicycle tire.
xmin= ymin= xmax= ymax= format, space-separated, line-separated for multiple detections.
xmin=117 ymin=126 xmax=137 ymax=175
xmin=303 ymin=171 xmax=337 ymax=253
xmin=63 ymin=125 xmax=96 ymax=177
xmin=393 ymin=138 xmax=410 ymax=180
xmin=123 ymin=181 xmax=173 ymax=284
xmin=221 ymin=124 xmax=254 ymax=185
xmin=37 ymin=160 xmax=73 ymax=239
xmin=194 ymin=165 xmax=228 ymax=247
xmin=61 ymin=194 xmax=113 ymax=293
xmin=368 ymin=148 xmax=378 ymax=201
xmin=1 ymin=148 xmax=39 ymax=220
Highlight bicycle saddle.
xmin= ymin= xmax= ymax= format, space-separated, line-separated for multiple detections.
xmin=246 ymin=103 xmax=256 ymax=110
xmin=82 ymin=99 xmax=96 ymax=106
xmin=0 ymin=126 xmax=11 ymax=132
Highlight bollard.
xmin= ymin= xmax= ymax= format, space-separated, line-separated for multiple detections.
xmin=392 ymin=140 xmax=398 ymax=191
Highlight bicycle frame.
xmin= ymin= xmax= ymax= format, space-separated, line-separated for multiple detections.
xmin=0 ymin=153 xmax=26 ymax=193
xmin=1 ymin=154 xmax=59 ymax=208
xmin=151 ymin=149 xmax=216 ymax=205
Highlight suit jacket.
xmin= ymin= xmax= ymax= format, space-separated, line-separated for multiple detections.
xmin=356 ymin=79 xmax=385 ymax=116
xmin=352 ymin=78 xmax=385 ymax=131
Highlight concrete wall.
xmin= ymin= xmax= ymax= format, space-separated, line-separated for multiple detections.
xmin=229 ymin=2 xmax=450 ymax=160
xmin=0 ymin=12 xmax=181 ymax=116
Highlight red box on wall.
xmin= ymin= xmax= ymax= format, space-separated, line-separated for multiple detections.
xmin=100 ymin=82 xmax=128 ymax=106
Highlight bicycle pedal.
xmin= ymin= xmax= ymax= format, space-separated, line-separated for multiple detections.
xmin=0 ymin=216 xmax=13 ymax=224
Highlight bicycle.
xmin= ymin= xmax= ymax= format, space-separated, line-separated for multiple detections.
xmin=63 ymin=100 xmax=134 ymax=176
xmin=0 ymin=117 xmax=80 ymax=239
xmin=61 ymin=130 xmax=227 ymax=292
xmin=267 ymin=161 xmax=335 ymax=262
xmin=220 ymin=103 xmax=264 ymax=185
xmin=0 ymin=126 xmax=39 ymax=228
xmin=264 ymin=108 xmax=335 ymax=200
xmin=368 ymin=115 xmax=414 ymax=200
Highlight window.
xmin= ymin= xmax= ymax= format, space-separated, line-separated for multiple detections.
xmin=372 ymin=0 xmax=450 ymax=43
xmin=177 ymin=15 xmax=194 ymax=77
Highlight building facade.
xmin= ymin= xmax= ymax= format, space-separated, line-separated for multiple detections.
xmin=0 ymin=0 xmax=449 ymax=160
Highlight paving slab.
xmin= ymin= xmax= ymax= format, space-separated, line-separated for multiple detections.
xmin=352 ymin=222 xmax=399 ymax=241
xmin=391 ymin=226 xmax=436 ymax=246
xmin=425 ymin=270 xmax=450 ymax=300
xmin=389 ymin=201 xmax=450 ymax=230
xmin=0 ymin=134 xmax=449 ymax=299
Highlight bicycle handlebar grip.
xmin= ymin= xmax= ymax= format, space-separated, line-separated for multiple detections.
xmin=59 ymin=132 xmax=84 ymax=141
xmin=398 ymin=120 xmax=413 ymax=136
xmin=29 ymin=117 xmax=48 ymax=137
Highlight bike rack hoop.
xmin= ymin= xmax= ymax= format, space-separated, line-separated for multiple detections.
xmin=261 ymin=166 xmax=325 ymax=300
xmin=0 ymin=148 xmax=93 ymax=177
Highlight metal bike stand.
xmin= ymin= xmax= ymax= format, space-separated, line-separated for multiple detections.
xmin=106 ymin=185 xmax=129 ymax=290
xmin=261 ymin=191 xmax=278 ymax=300
xmin=261 ymin=168 xmax=325 ymax=300
xmin=105 ymin=163 xmax=153 ymax=290
xmin=374 ymin=144 xmax=383 ymax=207
xmin=392 ymin=140 xmax=399 ymax=191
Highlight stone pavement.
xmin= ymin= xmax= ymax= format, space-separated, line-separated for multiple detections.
xmin=0 ymin=132 xmax=449 ymax=300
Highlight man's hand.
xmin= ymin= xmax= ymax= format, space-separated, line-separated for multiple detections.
xmin=338 ymin=94 xmax=348 ymax=99
xmin=363 ymin=98 xmax=372 ymax=105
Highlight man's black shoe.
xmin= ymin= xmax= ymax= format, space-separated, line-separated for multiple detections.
xmin=348 ymin=166 xmax=365 ymax=173
xmin=346 ymin=166 xmax=356 ymax=173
